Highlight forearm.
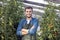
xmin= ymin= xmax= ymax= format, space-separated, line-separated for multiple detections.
xmin=16 ymin=31 xmax=22 ymax=36
xmin=28 ymin=25 xmax=38 ymax=35
xmin=28 ymin=29 xmax=36 ymax=35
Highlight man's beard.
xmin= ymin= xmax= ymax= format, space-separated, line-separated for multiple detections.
xmin=28 ymin=17 xmax=31 ymax=18
xmin=27 ymin=16 xmax=31 ymax=18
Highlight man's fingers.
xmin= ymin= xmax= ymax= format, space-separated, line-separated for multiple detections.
xmin=22 ymin=31 xmax=27 ymax=35
xmin=21 ymin=29 xmax=28 ymax=35
xmin=22 ymin=29 xmax=27 ymax=32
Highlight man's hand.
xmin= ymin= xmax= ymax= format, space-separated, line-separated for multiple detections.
xmin=21 ymin=31 xmax=27 ymax=35
xmin=21 ymin=29 xmax=28 ymax=35
xmin=22 ymin=29 xmax=28 ymax=32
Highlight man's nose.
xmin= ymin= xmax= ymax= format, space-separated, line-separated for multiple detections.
xmin=27 ymin=12 xmax=30 ymax=14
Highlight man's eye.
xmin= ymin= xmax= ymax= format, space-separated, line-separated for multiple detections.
xmin=26 ymin=11 xmax=31 ymax=12
xmin=26 ymin=11 xmax=28 ymax=12
xmin=29 ymin=11 xmax=31 ymax=12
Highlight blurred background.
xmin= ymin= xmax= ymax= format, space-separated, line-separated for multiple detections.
xmin=0 ymin=0 xmax=60 ymax=40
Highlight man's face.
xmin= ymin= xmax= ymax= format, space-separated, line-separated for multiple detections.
xmin=25 ymin=9 xmax=32 ymax=18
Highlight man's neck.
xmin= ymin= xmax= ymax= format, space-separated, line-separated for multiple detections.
xmin=26 ymin=17 xmax=32 ymax=20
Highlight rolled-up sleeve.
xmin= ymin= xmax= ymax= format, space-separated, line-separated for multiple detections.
xmin=28 ymin=19 xmax=38 ymax=35
xmin=16 ymin=19 xmax=24 ymax=36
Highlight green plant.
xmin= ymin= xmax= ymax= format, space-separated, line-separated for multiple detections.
xmin=38 ymin=2 xmax=60 ymax=40
xmin=0 ymin=0 xmax=23 ymax=40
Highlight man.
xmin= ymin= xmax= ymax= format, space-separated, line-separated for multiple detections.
xmin=16 ymin=6 xmax=38 ymax=40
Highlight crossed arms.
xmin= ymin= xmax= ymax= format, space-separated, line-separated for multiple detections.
xmin=16 ymin=19 xmax=38 ymax=36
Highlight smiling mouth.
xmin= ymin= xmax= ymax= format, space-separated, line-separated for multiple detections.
xmin=28 ymin=17 xmax=31 ymax=18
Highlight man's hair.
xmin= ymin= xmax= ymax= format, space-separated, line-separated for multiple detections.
xmin=25 ymin=6 xmax=33 ymax=11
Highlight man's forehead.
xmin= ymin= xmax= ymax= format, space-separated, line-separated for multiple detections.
xmin=26 ymin=9 xmax=32 ymax=10
xmin=25 ymin=9 xmax=32 ymax=11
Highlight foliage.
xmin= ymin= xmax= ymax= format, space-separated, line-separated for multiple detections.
xmin=38 ymin=2 xmax=60 ymax=40
xmin=0 ymin=0 xmax=23 ymax=40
